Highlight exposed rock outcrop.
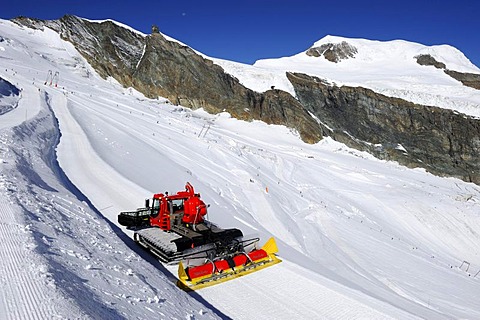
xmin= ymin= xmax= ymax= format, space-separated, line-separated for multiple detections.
xmin=131 ymin=30 xmax=322 ymax=143
xmin=414 ymin=54 xmax=480 ymax=90
xmin=415 ymin=54 xmax=446 ymax=69
xmin=444 ymin=70 xmax=480 ymax=90
xmin=306 ymin=41 xmax=358 ymax=63
xmin=287 ymin=72 xmax=480 ymax=184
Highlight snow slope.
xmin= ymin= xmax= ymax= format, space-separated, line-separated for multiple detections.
xmin=1 ymin=18 xmax=480 ymax=319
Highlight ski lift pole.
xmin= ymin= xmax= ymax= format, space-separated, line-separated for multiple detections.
xmin=44 ymin=70 xmax=52 ymax=85
xmin=53 ymin=71 xmax=59 ymax=87
xmin=203 ymin=124 xmax=211 ymax=138
xmin=198 ymin=124 xmax=205 ymax=138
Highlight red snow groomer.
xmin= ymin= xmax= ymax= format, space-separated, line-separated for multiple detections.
xmin=118 ymin=182 xmax=281 ymax=290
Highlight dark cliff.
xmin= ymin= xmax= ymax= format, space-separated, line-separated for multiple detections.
xmin=287 ymin=72 xmax=480 ymax=184
xmin=132 ymin=32 xmax=321 ymax=143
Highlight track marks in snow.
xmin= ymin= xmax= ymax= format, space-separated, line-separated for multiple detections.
xmin=198 ymin=260 xmax=414 ymax=320
xmin=0 ymin=169 xmax=75 ymax=319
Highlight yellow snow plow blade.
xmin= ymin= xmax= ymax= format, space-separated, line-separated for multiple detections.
xmin=177 ymin=237 xmax=282 ymax=291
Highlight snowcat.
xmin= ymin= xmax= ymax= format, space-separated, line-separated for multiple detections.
xmin=118 ymin=182 xmax=281 ymax=290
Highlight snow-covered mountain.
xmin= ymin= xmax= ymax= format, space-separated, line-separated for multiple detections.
xmin=216 ymin=34 xmax=480 ymax=116
xmin=1 ymin=17 xmax=480 ymax=319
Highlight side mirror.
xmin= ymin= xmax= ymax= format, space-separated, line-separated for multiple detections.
xmin=145 ymin=199 xmax=150 ymax=208
xmin=207 ymin=204 xmax=211 ymax=208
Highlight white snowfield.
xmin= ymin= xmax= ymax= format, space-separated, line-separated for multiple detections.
xmin=1 ymin=18 xmax=480 ymax=319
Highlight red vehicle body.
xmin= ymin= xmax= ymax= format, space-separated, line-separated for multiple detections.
xmin=149 ymin=182 xmax=208 ymax=230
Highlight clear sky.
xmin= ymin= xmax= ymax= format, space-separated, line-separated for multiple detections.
xmin=2 ymin=0 xmax=479 ymax=68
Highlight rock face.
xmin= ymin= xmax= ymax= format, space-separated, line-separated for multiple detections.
xmin=306 ymin=41 xmax=358 ymax=62
xmin=444 ymin=70 xmax=480 ymax=90
xmin=13 ymin=16 xmax=480 ymax=185
xmin=415 ymin=54 xmax=480 ymax=90
xmin=415 ymin=54 xmax=446 ymax=69
xmin=133 ymin=32 xmax=322 ymax=143
xmin=287 ymin=72 xmax=480 ymax=184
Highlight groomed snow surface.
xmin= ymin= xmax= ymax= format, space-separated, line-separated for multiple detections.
xmin=1 ymin=18 xmax=480 ymax=319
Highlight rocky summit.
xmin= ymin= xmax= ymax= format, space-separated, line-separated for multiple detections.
xmin=306 ymin=41 xmax=358 ymax=62
xmin=13 ymin=15 xmax=480 ymax=184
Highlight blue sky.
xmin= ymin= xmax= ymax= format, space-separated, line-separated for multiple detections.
xmin=2 ymin=0 xmax=479 ymax=68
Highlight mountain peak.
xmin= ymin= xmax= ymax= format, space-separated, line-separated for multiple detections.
xmin=303 ymin=36 xmax=479 ymax=73
xmin=312 ymin=34 xmax=353 ymax=46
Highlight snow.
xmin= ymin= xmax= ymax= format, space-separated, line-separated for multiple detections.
xmin=1 ymin=17 xmax=480 ymax=319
